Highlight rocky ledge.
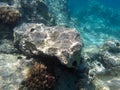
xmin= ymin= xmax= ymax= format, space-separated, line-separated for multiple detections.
xmin=14 ymin=23 xmax=83 ymax=68
xmin=82 ymin=39 xmax=120 ymax=90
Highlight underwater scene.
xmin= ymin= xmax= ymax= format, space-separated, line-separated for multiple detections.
xmin=0 ymin=0 xmax=120 ymax=90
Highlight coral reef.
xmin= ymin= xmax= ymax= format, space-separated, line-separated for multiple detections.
xmin=21 ymin=62 xmax=56 ymax=90
xmin=0 ymin=3 xmax=21 ymax=40
xmin=0 ymin=6 xmax=21 ymax=24
xmin=2 ymin=0 xmax=120 ymax=90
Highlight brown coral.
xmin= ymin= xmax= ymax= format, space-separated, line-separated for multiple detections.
xmin=0 ymin=6 xmax=21 ymax=24
xmin=24 ymin=62 xmax=56 ymax=90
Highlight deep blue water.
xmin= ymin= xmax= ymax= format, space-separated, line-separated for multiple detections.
xmin=68 ymin=0 xmax=88 ymax=16
xmin=98 ymin=0 xmax=120 ymax=9
xmin=68 ymin=0 xmax=120 ymax=15
xmin=68 ymin=0 xmax=120 ymax=47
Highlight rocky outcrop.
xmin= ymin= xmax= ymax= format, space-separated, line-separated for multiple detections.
xmin=14 ymin=23 xmax=83 ymax=68
xmin=82 ymin=39 xmax=120 ymax=90
xmin=0 ymin=39 xmax=17 ymax=53
xmin=82 ymin=40 xmax=120 ymax=76
xmin=0 ymin=54 xmax=32 ymax=90
xmin=96 ymin=66 xmax=120 ymax=90
xmin=99 ymin=40 xmax=120 ymax=68
xmin=91 ymin=77 xmax=110 ymax=90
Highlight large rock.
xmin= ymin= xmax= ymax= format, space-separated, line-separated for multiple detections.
xmin=14 ymin=23 xmax=83 ymax=67
xmin=82 ymin=40 xmax=120 ymax=90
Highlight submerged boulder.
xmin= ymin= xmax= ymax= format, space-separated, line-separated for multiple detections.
xmin=14 ymin=23 xmax=83 ymax=67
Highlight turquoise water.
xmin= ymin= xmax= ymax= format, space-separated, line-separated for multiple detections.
xmin=68 ymin=0 xmax=120 ymax=47
xmin=0 ymin=1 xmax=120 ymax=90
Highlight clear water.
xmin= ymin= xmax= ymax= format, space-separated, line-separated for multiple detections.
xmin=68 ymin=0 xmax=120 ymax=47
xmin=0 ymin=0 xmax=120 ymax=90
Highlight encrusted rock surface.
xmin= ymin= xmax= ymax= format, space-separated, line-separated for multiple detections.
xmin=92 ymin=77 xmax=110 ymax=90
xmin=0 ymin=2 xmax=21 ymax=40
xmin=0 ymin=53 xmax=87 ymax=90
xmin=82 ymin=40 xmax=120 ymax=90
xmin=0 ymin=39 xmax=17 ymax=54
xmin=99 ymin=40 xmax=120 ymax=68
xmin=14 ymin=23 xmax=83 ymax=68
xmin=97 ymin=66 xmax=120 ymax=90
xmin=82 ymin=40 xmax=120 ymax=76
xmin=0 ymin=54 xmax=32 ymax=90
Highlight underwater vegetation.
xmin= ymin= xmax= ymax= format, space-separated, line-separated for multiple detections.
xmin=0 ymin=6 xmax=21 ymax=24
xmin=20 ymin=61 xmax=56 ymax=90
xmin=0 ymin=4 xmax=21 ymax=40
